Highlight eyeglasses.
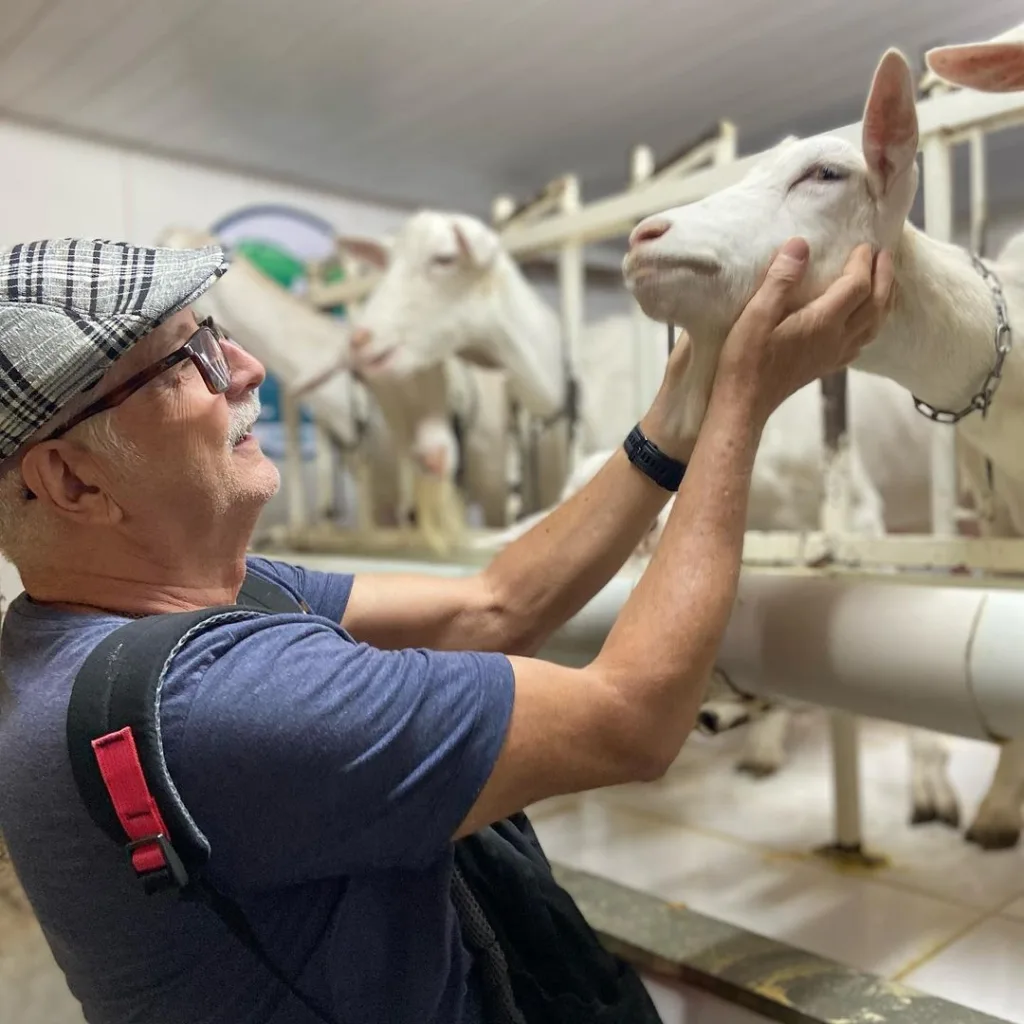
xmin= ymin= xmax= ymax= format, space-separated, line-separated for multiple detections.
xmin=22 ymin=316 xmax=232 ymax=499
xmin=39 ymin=316 xmax=232 ymax=446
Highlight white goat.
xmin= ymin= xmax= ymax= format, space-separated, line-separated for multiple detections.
xmin=340 ymin=213 xmax=664 ymax=511
xmin=924 ymin=22 xmax=1024 ymax=94
xmin=159 ymin=227 xmax=510 ymax=542
xmin=623 ymin=46 xmax=1024 ymax=849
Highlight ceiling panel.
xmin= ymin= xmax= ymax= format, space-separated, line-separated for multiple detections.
xmin=0 ymin=0 xmax=1022 ymax=218
xmin=0 ymin=0 xmax=131 ymax=107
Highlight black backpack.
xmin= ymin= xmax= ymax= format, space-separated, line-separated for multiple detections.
xmin=66 ymin=571 xmax=663 ymax=1024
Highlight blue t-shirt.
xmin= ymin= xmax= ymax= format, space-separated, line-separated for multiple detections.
xmin=0 ymin=555 xmax=515 ymax=1023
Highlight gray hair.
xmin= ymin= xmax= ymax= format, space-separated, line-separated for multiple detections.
xmin=0 ymin=410 xmax=137 ymax=562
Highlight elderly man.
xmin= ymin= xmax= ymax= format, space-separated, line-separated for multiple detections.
xmin=0 ymin=236 xmax=891 ymax=1024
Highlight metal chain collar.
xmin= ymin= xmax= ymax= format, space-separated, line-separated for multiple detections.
xmin=912 ymin=253 xmax=1013 ymax=424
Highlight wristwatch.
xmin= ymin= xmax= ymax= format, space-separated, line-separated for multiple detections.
xmin=622 ymin=423 xmax=687 ymax=492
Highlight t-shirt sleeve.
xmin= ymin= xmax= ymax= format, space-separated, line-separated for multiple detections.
xmin=244 ymin=555 xmax=354 ymax=623
xmin=159 ymin=615 xmax=515 ymax=889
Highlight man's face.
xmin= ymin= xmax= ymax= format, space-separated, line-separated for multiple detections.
xmin=98 ymin=308 xmax=280 ymax=534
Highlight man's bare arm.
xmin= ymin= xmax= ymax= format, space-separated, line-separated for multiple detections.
xmin=342 ymin=349 xmax=696 ymax=653
xmin=454 ymin=240 xmax=894 ymax=837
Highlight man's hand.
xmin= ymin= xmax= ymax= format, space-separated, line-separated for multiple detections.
xmin=638 ymin=330 xmax=695 ymax=461
xmin=717 ymin=238 xmax=894 ymax=425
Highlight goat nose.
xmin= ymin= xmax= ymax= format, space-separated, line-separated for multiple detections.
xmin=629 ymin=218 xmax=671 ymax=249
xmin=420 ymin=447 xmax=449 ymax=477
xmin=697 ymin=709 xmax=720 ymax=734
xmin=351 ymin=327 xmax=372 ymax=350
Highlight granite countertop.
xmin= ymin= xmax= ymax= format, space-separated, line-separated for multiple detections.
xmin=553 ymin=862 xmax=1009 ymax=1024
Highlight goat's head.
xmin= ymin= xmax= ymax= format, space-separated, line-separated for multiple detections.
xmin=343 ymin=211 xmax=504 ymax=381
xmin=623 ymin=49 xmax=919 ymax=343
xmin=926 ymin=23 xmax=1024 ymax=93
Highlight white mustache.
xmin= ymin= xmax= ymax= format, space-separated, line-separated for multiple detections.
xmin=227 ymin=392 xmax=261 ymax=447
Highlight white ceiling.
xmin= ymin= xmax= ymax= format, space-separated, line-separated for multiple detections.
xmin=2 ymin=0 xmax=1023 ymax=221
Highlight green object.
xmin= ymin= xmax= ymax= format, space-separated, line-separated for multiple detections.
xmin=234 ymin=238 xmax=347 ymax=317
xmin=233 ymin=240 xmax=306 ymax=291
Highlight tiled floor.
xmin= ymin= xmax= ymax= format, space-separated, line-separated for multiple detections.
xmin=529 ymin=712 xmax=1024 ymax=1023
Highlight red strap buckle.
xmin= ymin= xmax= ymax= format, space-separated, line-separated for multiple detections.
xmin=125 ymin=833 xmax=190 ymax=889
xmin=92 ymin=727 xmax=190 ymax=890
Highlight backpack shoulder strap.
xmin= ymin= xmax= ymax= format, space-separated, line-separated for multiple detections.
xmin=237 ymin=571 xmax=310 ymax=615
xmin=65 ymin=569 xmax=305 ymax=893
xmin=66 ymin=604 xmax=262 ymax=892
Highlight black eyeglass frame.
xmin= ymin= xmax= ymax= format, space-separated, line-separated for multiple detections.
xmin=20 ymin=316 xmax=232 ymax=499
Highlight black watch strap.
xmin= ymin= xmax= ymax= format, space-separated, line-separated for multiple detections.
xmin=623 ymin=424 xmax=686 ymax=492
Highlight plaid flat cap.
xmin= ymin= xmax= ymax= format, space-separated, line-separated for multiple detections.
xmin=0 ymin=238 xmax=230 ymax=460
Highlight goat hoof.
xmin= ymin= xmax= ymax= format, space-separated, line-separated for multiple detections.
xmin=913 ymin=802 xmax=958 ymax=827
xmin=965 ymin=824 xmax=1020 ymax=850
xmin=910 ymin=803 xmax=960 ymax=830
xmin=736 ymin=760 xmax=780 ymax=780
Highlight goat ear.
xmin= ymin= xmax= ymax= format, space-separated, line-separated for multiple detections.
xmin=926 ymin=41 xmax=1024 ymax=93
xmin=862 ymin=48 xmax=919 ymax=195
xmin=452 ymin=220 xmax=499 ymax=269
xmin=336 ymin=236 xmax=391 ymax=270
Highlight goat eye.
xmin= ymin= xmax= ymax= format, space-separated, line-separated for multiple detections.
xmin=802 ymin=164 xmax=847 ymax=185
xmin=432 ymin=253 xmax=457 ymax=266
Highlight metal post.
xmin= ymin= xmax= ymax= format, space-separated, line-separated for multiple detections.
xmin=922 ymin=132 xmax=960 ymax=538
xmin=281 ymin=390 xmax=307 ymax=534
xmin=829 ymin=712 xmax=864 ymax=851
xmin=969 ymin=129 xmax=988 ymax=258
xmin=314 ymin=424 xmax=335 ymax=523
xmin=819 ymin=369 xmax=865 ymax=856
xmin=558 ymin=175 xmax=584 ymax=476
xmin=629 ymin=146 xmax=664 ymax=423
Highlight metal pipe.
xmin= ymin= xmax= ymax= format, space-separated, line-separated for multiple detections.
xmin=314 ymin=425 xmax=335 ymax=522
xmin=828 ymin=712 xmax=862 ymax=850
xmin=921 ymin=135 xmax=960 ymax=539
xmin=819 ymin=370 xmax=863 ymax=850
xmin=281 ymin=391 xmax=307 ymax=533
xmin=558 ymin=175 xmax=584 ymax=475
xmin=969 ymin=129 xmax=988 ymax=258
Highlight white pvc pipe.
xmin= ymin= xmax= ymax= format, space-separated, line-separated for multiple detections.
xmin=829 ymin=712 xmax=862 ymax=849
xmin=279 ymin=552 xmax=1021 ymax=744
xmin=921 ymin=134 xmax=960 ymax=539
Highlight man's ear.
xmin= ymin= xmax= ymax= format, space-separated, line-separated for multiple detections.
xmin=20 ymin=442 xmax=123 ymax=525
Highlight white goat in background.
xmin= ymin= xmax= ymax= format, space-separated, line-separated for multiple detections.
xmin=624 ymin=44 xmax=1024 ymax=850
xmin=340 ymin=212 xmax=664 ymax=512
xmin=160 ymin=227 xmax=509 ymax=542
